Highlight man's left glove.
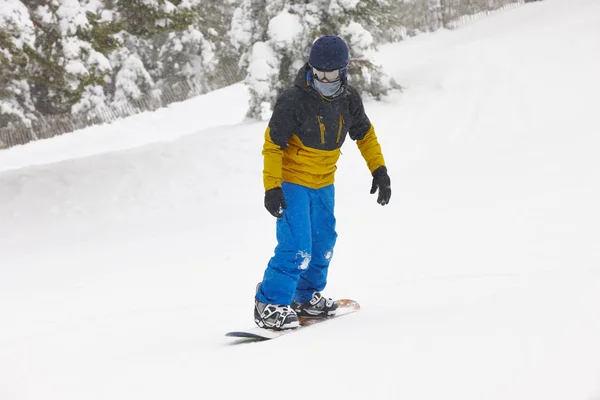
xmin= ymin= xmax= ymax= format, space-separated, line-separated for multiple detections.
xmin=370 ymin=166 xmax=391 ymax=206
xmin=264 ymin=187 xmax=287 ymax=218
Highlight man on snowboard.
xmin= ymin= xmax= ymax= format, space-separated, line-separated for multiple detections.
xmin=255 ymin=35 xmax=392 ymax=329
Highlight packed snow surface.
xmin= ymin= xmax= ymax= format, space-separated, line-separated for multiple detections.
xmin=1 ymin=0 xmax=600 ymax=399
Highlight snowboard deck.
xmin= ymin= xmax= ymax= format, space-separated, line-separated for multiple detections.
xmin=226 ymin=299 xmax=360 ymax=342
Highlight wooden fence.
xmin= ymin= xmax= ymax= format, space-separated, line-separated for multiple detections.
xmin=0 ymin=71 xmax=243 ymax=150
xmin=446 ymin=1 xmax=525 ymax=29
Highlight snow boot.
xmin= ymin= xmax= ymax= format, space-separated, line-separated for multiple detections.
xmin=254 ymin=284 xmax=299 ymax=330
xmin=292 ymin=292 xmax=338 ymax=318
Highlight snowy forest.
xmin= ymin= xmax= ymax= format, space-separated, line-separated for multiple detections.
xmin=1 ymin=0 xmax=526 ymax=142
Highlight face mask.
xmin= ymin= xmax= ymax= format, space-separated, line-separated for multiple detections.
xmin=313 ymin=78 xmax=343 ymax=98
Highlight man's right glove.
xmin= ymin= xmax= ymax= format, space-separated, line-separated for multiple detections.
xmin=264 ymin=187 xmax=287 ymax=218
xmin=370 ymin=166 xmax=391 ymax=206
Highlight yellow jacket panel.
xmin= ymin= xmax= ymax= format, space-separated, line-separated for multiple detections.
xmin=263 ymin=124 xmax=385 ymax=190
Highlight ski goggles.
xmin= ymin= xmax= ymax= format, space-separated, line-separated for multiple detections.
xmin=312 ymin=67 xmax=341 ymax=82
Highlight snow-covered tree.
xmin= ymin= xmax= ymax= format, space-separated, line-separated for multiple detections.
xmin=109 ymin=34 xmax=155 ymax=104
xmin=230 ymin=0 xmax=311 ymax=118
xmin=155 ymin=23 xmax=216 ymax=88
xmin=0 ymin=0 xmax=36 ymax=127
xmin=22 ymin=0 xmax=116 ymax=115
xmin=72 ymin=6 xmax=124 ymax=113
xmin=194 ymin=0 xmax=244 ymax=90
xmin=196 ymin=0 xmax=241 ymax=62
xmin=113 ymin=0 xmax=226 ymax=98
xmin=119 ymin=0 xmax=197 ymax=36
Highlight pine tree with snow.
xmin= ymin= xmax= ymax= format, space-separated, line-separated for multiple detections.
xmin=113 ymin=0 xmax=223 ymax=100
xmin=0 ymin=0 xmax=37 ymax=127
xmin=229 ymin=0 xmax=278 ymax=119
xmin=196 ymin=0 xmax=242 ymax=75
xmin=155 ymin=20 xmax=216 ymax=89
xmin=108 ymin=31 xmax=154 ymax=104
xmin=19 ymin=0 xmax=117 ymax=116
xmin=182 ymin=0 xmax=242 ymax=91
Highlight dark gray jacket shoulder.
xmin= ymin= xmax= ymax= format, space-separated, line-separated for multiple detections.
xmin=268 ymin=66 xmax=372 ymax=150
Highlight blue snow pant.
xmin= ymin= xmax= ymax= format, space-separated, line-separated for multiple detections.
xmin=257 ymin=182 xmax=338 ymax=305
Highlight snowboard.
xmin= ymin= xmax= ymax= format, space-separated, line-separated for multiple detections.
xmin=225 ymin=299 xmax=360 ymax=342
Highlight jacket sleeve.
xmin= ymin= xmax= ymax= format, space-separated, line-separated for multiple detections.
xmin=356 ymin=125 xmax=386 ymax=174
xmin=348 ymin=88 xmax=386 ymax=174
xmin=262 ymin=90 xmax=299 ymax=190
xmin=263 ymin=127 xmax=284 ymax=191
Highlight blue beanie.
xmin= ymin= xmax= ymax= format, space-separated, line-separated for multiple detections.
xmin=309 ymin=35 xmax=349 ymax=71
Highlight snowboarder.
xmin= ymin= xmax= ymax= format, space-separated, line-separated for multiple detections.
xmin=255 ymin=35 xmax=391 ymax=329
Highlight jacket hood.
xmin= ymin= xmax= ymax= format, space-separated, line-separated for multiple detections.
xmin=293 ymin=63 xmax=348 ymax=100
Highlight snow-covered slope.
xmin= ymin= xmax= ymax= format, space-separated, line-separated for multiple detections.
xmin=1 ymin=0 xmax=600 ymax=399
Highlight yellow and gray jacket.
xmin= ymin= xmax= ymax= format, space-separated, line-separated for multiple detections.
xmin=263 ymin=64 xmax=386 ymax=191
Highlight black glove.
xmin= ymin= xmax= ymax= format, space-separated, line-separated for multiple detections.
xmin=370 ymin=166 xmax=391 ymax=206
xmin=264 ymin=187 xmax=287 ymax=218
